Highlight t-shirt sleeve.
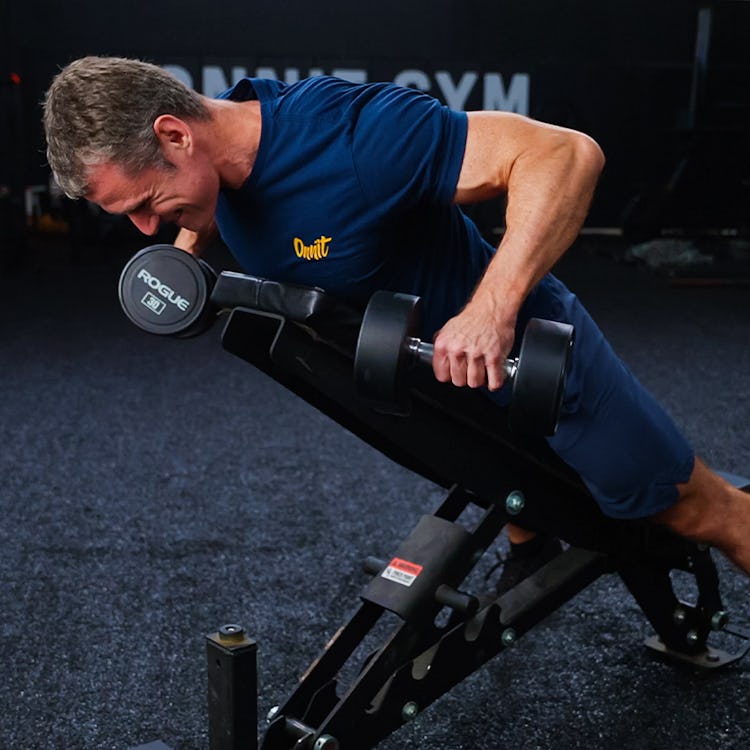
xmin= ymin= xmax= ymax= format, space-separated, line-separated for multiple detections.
xmin=350 ymin=84 xmax=468 ymax=213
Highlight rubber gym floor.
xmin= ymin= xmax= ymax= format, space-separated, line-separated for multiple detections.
xmin=0 ymin=235 xmax=748 ymax=750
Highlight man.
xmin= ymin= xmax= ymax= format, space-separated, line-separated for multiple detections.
xmin=43 ymin=57 xmax=749 ymax=583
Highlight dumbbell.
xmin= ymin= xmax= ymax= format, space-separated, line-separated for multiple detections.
xmin=118 ymin=244 xmax=218 ymax=337
xmin=353 ymin=290 xmax=574 ymax=436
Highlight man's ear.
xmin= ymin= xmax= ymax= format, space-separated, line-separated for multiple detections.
xmin=153 ymin=114 xmax=192 ymax=154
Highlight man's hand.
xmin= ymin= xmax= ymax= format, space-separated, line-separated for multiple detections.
xmin=432 ymin=293 xmax=517 ymax=391
xmin=173 ymin=220 xmax=217 ymax=257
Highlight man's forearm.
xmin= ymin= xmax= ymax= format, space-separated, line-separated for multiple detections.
xmin=471 ymin=131 xmax=605 ymax=318
xmin=434 ymin=119 xmax=604 ymax=391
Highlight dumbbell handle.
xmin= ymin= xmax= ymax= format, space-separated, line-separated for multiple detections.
xmin=404 ymin=337 xmax=520 ymax=380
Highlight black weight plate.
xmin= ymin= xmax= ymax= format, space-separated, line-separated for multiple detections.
xmin=510 ymin=318 xmax=574 ymax=436
xmin=354 ymin=290 xmax=422 ymax=414
xmin=118 ymin=244 xmax=216 ymax=337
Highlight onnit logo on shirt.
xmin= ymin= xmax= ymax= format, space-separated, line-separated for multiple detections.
xmin=293 ymin=235 xmax=332 ymax=261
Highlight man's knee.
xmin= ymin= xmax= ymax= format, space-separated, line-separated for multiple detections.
xmin=653 ymin=458 xmax=740 ymax=545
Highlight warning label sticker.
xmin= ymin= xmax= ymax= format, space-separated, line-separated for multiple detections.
xmin=381 ymin=558 xmax=423 ymax=587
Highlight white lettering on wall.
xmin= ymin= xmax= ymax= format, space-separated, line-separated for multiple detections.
xmin=435 ymin=71 xmax=478 ymax=111
xmin=164 ymin=64 xmax=530 ymax=114
xmin=483 ymin=73 xmax=530 ymax=114
xmin=393 ymin=69 xmax=432 ymax=92
xmin=254 ymin=67 xmax=298 ymax=83
xmin=254 ymin=68 xmax=368 ymax=84
xmin=331 ymin=69 xmax=368 ymax=84
xmin=201 ymin=65 xmax=249 ymax=97
xmin=163 ymin=65 xmax=192 ymax=87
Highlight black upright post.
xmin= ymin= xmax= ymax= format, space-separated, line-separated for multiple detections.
xmin=206 ymin=624 xmax=258 ymax=750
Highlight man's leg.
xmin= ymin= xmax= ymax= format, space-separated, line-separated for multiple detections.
xmin=505 ymin=523 xmax=538 ymax=545
xmin=653 ymin=458 xmax=750 ymax=575
xmin=486 ymin=274 xmax=748 ymax=581
xmin=488 ymin=523 xmax=563 ymax=595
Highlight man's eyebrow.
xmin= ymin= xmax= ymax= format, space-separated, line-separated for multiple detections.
xmin=116 ymin=197 xmax=150 ymax=216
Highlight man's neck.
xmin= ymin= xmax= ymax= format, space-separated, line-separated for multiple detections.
xmin=202 ymin=97 xmax=262 ymax=189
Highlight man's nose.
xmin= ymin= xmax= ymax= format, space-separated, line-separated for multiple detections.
xmin=128 ymin=211 xmax=160 ymax=236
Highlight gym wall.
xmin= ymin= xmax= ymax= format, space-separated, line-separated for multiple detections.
xmin=2 ymin=0 xmax=748 ymax=230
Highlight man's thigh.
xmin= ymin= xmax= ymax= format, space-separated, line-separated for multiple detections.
xmin=487 ymin=274 xmax=695 ymax=520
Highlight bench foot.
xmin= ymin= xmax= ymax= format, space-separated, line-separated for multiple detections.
xmin=644 ymin=622 xmax=750 ymax=669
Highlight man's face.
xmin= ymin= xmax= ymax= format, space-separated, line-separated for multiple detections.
xmin=86 ymin=157 xmax=219 ymax=236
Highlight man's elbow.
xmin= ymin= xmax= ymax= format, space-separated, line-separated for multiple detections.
xmin=571 ymin=131 xmax=606 ymax=180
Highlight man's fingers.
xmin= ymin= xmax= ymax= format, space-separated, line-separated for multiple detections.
xmin=466 ymin=357 xmax=486 ymax=389
xmin=433 ymin=349 xmax=470 ymax=387
xmin=449 ymin=353 xmax=468 ymax=388
xmin=484 ymin=354 xmax=505 ymax=391
xmin=432 ymin=349 xmax=451 ymax=383
xmin=432 ymin=313 xmax=514 ymax=391
xmin=435 ymin=351 xmax=505 ymax=390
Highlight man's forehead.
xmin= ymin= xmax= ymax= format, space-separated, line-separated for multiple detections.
xmin=86 ymin=162 xmax=148 ymax=213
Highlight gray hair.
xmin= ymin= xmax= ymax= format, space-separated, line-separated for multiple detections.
xmin=43 ymin=56 xmax=210 ymax=198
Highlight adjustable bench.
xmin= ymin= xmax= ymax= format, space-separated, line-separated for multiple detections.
xmin=138 ymin=270 xmax=750 ymax=750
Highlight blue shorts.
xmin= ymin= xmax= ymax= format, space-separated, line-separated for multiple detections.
xmin=486 ymin=274 xmax=695 ymax=519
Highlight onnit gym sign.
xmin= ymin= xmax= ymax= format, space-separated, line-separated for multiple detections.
xmin=164 ymin=64 xmax=531 ymax=115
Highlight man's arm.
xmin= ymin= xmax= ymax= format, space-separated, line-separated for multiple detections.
xmin=173 ymin=221 xmax=218 ymax=256
xmin=432 ymin=111 xmax=605 ymax=391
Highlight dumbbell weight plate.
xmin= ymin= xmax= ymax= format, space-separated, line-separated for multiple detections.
xmin=118 ymin=244 xmax=217 ymax=337
xmin=354 ymin=291 xmax=422 ymax=415
xmin=509 ymin=318 xmax=574 ymax=436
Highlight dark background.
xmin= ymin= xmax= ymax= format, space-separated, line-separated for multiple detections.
xmin=1 ymin=3 xmax=750 ymax=749
xmin=1 ymin=0 xmax=749 ymax=232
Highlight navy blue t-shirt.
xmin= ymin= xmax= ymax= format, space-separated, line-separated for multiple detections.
xmin=215 ymin=76 xmax=696 ymax=521
xmin=215 ymin=76 xmax=493 ymax=336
